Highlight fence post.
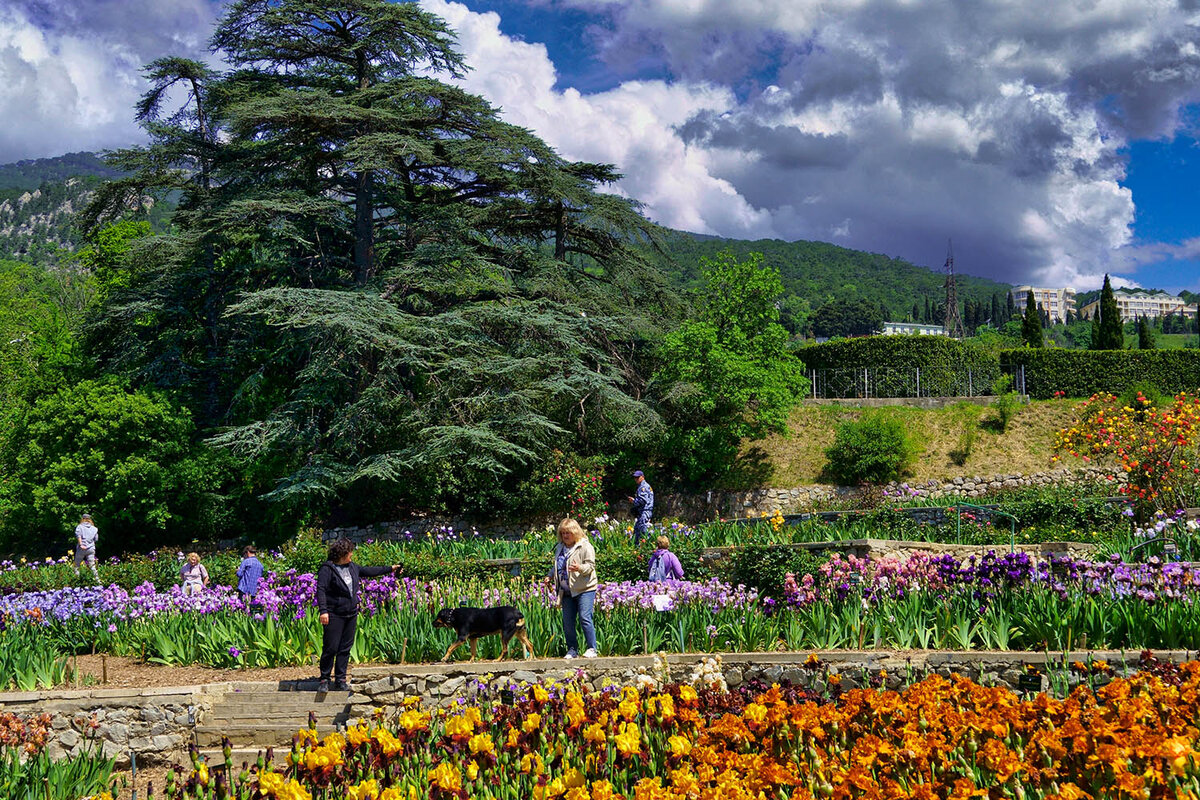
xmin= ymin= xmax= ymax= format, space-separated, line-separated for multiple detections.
xmin=916 ymin=367 xmax=920 ymax=398
xmin=811 ymin=369 xmax=816 ymax=399
xmin=864 ymin=368 xmax=869 ymax=399
xmin=968 ymin=369 xmax=973 ymax=397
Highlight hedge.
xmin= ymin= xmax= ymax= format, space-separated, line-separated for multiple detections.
xmin=1000 ymin=349 xmax=1200 ymax=399
xmin=797 ymin=336 xmax=1001 ymax=397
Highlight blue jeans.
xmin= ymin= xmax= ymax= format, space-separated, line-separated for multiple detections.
xmin=562 ymin=590 xmax=597 ymax=654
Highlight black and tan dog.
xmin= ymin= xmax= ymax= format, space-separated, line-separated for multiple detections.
xmin=434 ymin=605 xmax=533 ymax=662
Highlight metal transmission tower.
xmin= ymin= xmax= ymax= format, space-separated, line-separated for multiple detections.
xmin=943 ymin=239 xmax=965 ymax=338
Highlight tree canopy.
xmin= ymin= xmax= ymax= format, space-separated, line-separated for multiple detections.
xmin=86 ymin=0 xmax=674 ymax=520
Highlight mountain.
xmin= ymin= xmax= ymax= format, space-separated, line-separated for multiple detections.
xmin=0 ymin=153 xmax=166 ymax=265
xmin=646 ymin=230 xmax=1014 ymax=322
xmin=0 ymin=152 xmax=124 ymax=196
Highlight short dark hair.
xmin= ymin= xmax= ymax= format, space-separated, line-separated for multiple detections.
xmin=242 ymin=545 xmax=256 ymax=557
xmin=327 ymin=538 xmax=355 ymax=563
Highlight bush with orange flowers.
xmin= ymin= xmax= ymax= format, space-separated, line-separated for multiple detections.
xmin=160 ymin=662 xmax=1200 ymax=800
xmin=1055 ymin=391 xmax=1200 ymax=517
xmin=0 ymin=711 xmax=118 ymax=799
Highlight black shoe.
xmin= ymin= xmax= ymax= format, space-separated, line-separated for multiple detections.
xmin=332 ymin=680 xmax=350 ymax=691
xmin=316 ymin=678 xmax=330 ymax=693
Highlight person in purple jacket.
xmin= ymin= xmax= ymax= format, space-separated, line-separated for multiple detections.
xmin=647 ymin=535 xmax=684 ymax=581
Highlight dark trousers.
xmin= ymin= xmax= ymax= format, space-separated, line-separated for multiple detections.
xmin=319 ymin=613 xmax=357 ymax=681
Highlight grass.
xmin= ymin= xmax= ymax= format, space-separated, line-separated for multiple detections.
xmin=734 ymin=398 xmax=1079 ymax=487
xmin=1122 ymin=333 xmax=1199 ymax=349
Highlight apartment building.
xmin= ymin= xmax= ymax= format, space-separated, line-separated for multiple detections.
xmin=1078 ymin=292 xmax=1196 ymax=322
xmin=1009 ymin=286 xmax=1076 ymax=324
xmin=881 ymin=322 xmax=948 ymax=336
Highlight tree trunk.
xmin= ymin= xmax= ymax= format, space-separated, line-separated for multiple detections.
xmin=354 ymin=169 xmax=374 ymax=285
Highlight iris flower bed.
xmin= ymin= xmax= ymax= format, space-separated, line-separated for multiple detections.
xmin=5 ymin=550 xmax=1200 ymax=680
xmin=162 ymin=660 xmax=1200 ymax=800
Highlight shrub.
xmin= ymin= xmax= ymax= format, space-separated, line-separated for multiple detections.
xmin=823 ymin=412 xmax=918 ymax=484
xmin=988 ymin=374 xmax=1020 ymax=432
xmin=723 ymin=545 xmax=827 ymax=598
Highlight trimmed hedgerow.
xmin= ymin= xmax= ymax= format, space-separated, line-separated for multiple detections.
xmin=797 ymin=337 xmax=1001 ymax=397
xmin=1000 ymin=349 xmax=1200 ymax=399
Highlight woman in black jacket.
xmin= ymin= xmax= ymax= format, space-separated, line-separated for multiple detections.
xmin=315 ymin=538 xmax=399 ymax=692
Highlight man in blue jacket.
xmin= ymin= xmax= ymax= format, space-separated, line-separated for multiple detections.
xmin=628 ymin=470 xmax=654 ymax=545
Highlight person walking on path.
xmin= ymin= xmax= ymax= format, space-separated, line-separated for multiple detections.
xmin=550 ymin=518 xmax=598 ymax=659
xmin=180 ymin=552 xmax=210 ymax=596
xmin=73 ymin=514 xmax=100 ymax=583
xmin=236 ymin=546 xmax=264 ymax=606
xmin=628 ymin=470 xmax=654 ymax=545
xmin=315 ymin=538 xmax=400 ymax=693
xmin=648 ymin=535 xmax=685 ymax=581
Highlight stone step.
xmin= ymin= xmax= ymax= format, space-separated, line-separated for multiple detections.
xmin=206 ymin=695 xmax=350 ymax=714
xmin=197 ymin=747 xmax=291 ymax=769
xmin=207 ymin=707 xmax=350 ymax=724
xmin=195 ymin=724 xmax=338 ymax=747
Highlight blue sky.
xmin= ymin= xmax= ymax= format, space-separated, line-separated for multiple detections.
xmin=3 ymin=0 xmax=1200 ymax=294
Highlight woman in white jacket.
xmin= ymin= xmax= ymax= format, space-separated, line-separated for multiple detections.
xmin=550 ymin=518 xmax=598 ymax=659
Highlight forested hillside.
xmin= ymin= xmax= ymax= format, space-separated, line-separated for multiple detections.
xmin=647 ymin=231 xmax=1013 ymax=331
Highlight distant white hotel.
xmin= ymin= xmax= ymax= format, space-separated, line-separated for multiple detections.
xmin=881 ymin=322 xmax=948 ymax=336
xmin=1009 ymin=286 xmax=1076 ymax=325
xmin=1078 ymin=291 xmax=1196 ymax=322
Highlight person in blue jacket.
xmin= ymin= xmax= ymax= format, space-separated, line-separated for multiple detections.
xmin=628 ymin=470 xmax=654 ymax=545
xmin=236 ymin=546 xmax=264 ymax=606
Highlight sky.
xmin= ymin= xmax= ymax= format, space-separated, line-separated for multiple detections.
xmin=2 ymin=0 xmax=1200 ymax=294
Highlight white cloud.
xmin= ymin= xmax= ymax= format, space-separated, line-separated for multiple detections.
xmin=0 ymin=0 xmax=214 ymax=163
xmin=421 ymin=0 xmax=774 ymax=238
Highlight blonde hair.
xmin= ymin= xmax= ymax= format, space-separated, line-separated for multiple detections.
xmin=656 ymin=535 xmax=670 ymax=550
xmin=186 ymin=551 xmax=200 ymax=562
xmin=557 ymin=518 xmax=585 ymax=540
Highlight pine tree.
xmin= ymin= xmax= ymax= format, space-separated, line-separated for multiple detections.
xmin=1094 ymin=274 xmax=1125 ymax=349
xmin=86 ymin=0 xmax=673 ymax=515
xmin=1022 ymin=289 xmax=1044 ymax=347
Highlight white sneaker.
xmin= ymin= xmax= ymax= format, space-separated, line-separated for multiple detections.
xmin=565 ymin=650 xmax=578 ymax=660
xmin=582 ymin=648 xmax=598 ymax=659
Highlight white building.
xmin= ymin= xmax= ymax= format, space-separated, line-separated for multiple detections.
xmin=881 ymin=322 xmax=948 ymax=336
xmin=1009 ymin=286 xmax=1076 ymax=324
xmin=1078 ymin=292 xmax=1196 ymax=322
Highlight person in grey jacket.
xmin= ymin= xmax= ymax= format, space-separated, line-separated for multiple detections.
xmin=628 ymin=470 xmax=654 ymax=545
xmin=73 ymin=514 xmax=100 ymax=583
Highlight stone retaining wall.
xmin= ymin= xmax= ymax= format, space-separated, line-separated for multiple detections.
xmin=3 ymin=648 xmax=1190 ymax=760
xmin=324 ymin=467 xmax=1119 ymax=541
xmin=0 ymin=684 xmax=224 ymax=766
xmin=345 ymin=649 xmax=1189 ymax=717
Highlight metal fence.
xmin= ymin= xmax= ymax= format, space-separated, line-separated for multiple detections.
xmin=809 ymin=365 xmax=1027 ymax=399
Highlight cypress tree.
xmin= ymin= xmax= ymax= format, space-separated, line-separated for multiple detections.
xmin=991 ymin=293 xmax=1001 ymax=325
xmin=911 ymin=302 xmax=920 ymax=323
xmin=1095 ymin=274 xmax=1125 ymax=349
xmin=1006 ymin=292 xmax=1016 ymax=322
xmin=1138 ymin=316 xmax=1155 ymax=349
xmin=1022 ymin=289 xmax=1043 ymax=347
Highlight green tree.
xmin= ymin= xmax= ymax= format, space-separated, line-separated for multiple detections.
xmin=86 ymin=0 xmax=671 ymax=519
xmin=1021 ymin=289 xmax=1044 ymax=348
xmin=1093 ymin=274 xmax=1125 ymax=350
xmin=0 ymin=381 xmax=227 ymax=554
xmin=655 ymin=251 xmax=808 ymax=482
xmin=1138 ymin=316 xmax=1155 ymax=349
xmin=73 ymin=220 xmax=152 ymax=304
xmin=811 ymin=298 xmax=884 ymax=338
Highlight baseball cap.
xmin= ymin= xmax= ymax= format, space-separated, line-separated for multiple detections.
xmin=632 ymin=470 xmax=644 ymax=478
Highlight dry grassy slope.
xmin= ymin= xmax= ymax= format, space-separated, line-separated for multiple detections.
xmin=740 ymin=399 xmax=1079 ymax=487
